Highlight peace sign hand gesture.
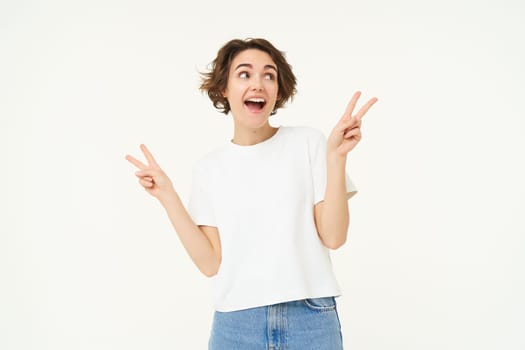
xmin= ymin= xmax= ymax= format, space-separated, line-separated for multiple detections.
xmin=125 ymin=144 xmax=175 ymax=202
xmin=327 ymin=91 xmax=378 ymax=158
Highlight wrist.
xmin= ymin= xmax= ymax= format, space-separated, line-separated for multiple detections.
xmin=158 ymin=187 xmax=178 ymax=206
xmin=327 ymin=152 xmax=347 ymax=166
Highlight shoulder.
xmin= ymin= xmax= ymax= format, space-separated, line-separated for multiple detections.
xmin=281 ymin=125 xmax=326 ymax=142
xmin=192 ymin=146 xmax=225 ymax=174
xmin=276 ymin=126 xmax=327 ymax=158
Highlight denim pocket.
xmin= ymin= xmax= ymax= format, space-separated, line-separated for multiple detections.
xmin=303 ymin=296 xmax=337 ymax=312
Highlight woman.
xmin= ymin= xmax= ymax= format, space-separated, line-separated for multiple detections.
xmin=125 ymin=38 xmax=377 ymax=349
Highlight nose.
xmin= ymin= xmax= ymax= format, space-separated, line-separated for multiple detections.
xmin=251 ymin=75 xmax=264 ymax=91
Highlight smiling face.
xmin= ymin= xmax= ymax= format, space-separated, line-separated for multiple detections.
xmin=223 ymin=49 xmax=279 ymax=129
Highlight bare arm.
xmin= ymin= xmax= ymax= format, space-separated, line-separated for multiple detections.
xmin=314 ymin=156 xmax=350 ymax=249
xmin=316 ymin=91 xmax=378 ymax=249
xmin=125 ymin=144 xmax=221 ymax=277
xmin=159 ymin=191 xmax=221 ymax=277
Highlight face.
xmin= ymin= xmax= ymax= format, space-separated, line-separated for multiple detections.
xmin=223 ymin=49 xmax=279 ymax=128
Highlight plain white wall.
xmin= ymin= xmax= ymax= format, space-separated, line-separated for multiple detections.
xmin=2 ymin=0 xmax=524 ymax=349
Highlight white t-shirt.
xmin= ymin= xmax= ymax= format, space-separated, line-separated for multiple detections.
xmin=187 ymin=125 xmax=357 ymax=312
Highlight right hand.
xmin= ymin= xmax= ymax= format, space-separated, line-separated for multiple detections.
xmin=125 ymin=144 xmax=175 ymax=201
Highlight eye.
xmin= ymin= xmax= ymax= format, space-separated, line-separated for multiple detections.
xmin=264 ymin=72 xmax=275 ymax=80
xmin=239 ymin=71 xmax=249 ymax=79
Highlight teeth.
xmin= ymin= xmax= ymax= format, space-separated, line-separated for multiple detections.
xmin=246 ymin=98 xmax=265 ymax=103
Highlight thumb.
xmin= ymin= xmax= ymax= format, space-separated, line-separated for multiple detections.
xmin=135 ymin=169 xmax=158 ymax=178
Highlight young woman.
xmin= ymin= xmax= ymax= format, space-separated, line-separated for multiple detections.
xmin=125 ymin=38 xmax=377 ymax=350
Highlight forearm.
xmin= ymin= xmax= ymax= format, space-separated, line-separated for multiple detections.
xmin=319 ymin=155 xmax=350 ymax=249
xmin=159 ymin=190 xmax=219 ymax=276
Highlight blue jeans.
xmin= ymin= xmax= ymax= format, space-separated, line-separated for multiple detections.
xmin=208 ymin=297 xmax=343 ymax=349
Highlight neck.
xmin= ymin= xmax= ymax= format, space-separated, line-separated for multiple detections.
xmin=231 ymin=122 xmax=279 ymax=146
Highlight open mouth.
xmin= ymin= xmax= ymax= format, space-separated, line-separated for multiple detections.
xmin=244 ymin=98 xmax=266 ymax=112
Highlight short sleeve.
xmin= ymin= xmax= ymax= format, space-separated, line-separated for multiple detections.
xmin=310 ymin=129 xmax=358 ymax=205
xmin=187 ymin=161 xmax=217 ymax=227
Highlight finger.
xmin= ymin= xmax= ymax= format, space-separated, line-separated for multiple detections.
xmin=140 ymin=144 xmax=159 ymax=167
xmin=344 ymin=124 xmax=361 ymax=135
xmin=354 ymin=97 xmax=378 ymax=121
xmin=344 ymin=128 xmax=361 ymax=139
xmin=334 ymin=116 xmax=360 ymax=137
xmin=125 ymin=154 xmax=147 ymax=170
xmin=136 ymin=175 xmax=154 ymax=182
xmin=135 ymin=169 xmax=157 ymax=178
xmin=340 ymin=91 xmax=362 ymax=122
xmin=339 ymin=115 xmax=361 ymax=130
xmin=139 ymin=178 xmax=154 ymax=188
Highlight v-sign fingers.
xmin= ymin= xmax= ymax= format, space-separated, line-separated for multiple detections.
xmin=125 ymin=154 xmax=147 ymax=170
xmin=354 ymin=97 xmax=378 ymax=120
xmin=339 ymin=91 xmax=362 ymax=123
xmin=140 ymin=144 xmax=159 ymax=167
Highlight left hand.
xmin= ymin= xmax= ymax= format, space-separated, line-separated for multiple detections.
xmin=327 ymin=91 xmax=378 ymax=158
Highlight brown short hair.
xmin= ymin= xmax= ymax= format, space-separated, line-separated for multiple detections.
xmin=200 ymin=38 xmax=297 ymax=115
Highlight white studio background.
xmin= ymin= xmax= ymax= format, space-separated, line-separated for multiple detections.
xmin=1 ymin=0 xmax=524 ymax=349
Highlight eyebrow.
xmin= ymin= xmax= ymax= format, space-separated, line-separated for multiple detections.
xmin=234 ymin=63 xmax=278 ymax=72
